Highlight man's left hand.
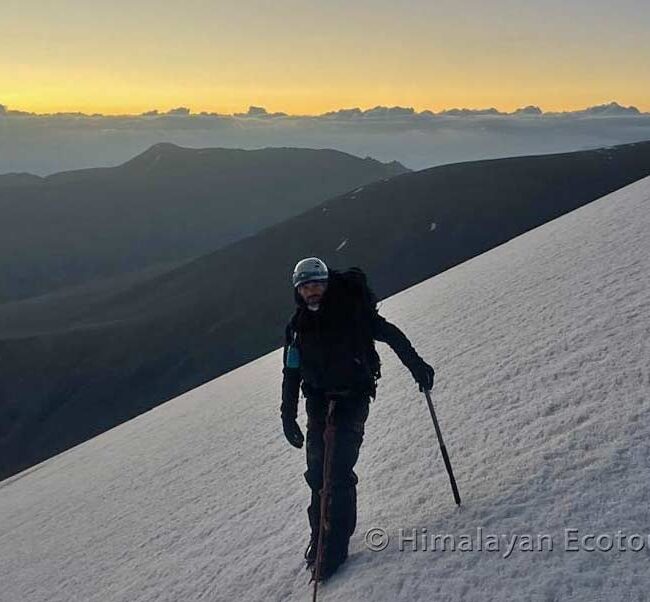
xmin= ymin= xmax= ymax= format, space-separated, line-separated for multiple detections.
xmin=411 ymin=360 xmax=435 ymax=392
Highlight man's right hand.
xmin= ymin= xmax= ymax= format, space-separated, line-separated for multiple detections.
xmin=282 ymin=417 xmax=304 ymax=449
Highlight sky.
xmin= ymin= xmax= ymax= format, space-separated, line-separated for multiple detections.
xmin=1 ymin=0 xmax=649 ymax=115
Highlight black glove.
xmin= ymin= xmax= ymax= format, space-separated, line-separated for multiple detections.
xmin=410 ymin=359 xmax=435 ymax=392
xmin=282 ymin=417 xmax=304 ymax=449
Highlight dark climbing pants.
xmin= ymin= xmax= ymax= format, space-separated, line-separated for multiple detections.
xmin=304 ymin=391 xmax=370 ymax=565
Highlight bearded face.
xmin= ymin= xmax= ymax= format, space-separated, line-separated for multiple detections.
xmin=298 ymin=281 xmax=328 ymax=309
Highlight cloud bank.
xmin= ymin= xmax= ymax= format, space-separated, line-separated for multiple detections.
xmin=1 ymin=102 xmax=649 ymax=175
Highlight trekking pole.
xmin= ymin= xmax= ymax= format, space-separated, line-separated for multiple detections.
xmin=423 ymin=388 xmax=461 ymax=506
xmin=312 ymin=398 xmax=337 ymax=601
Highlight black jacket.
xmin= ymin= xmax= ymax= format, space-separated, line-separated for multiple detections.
xmin=281 ymin=271 xmax=427 ymax=419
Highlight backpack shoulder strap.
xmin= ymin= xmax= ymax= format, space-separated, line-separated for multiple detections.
xmin=288 ymin=308 xmax=304 ymax=343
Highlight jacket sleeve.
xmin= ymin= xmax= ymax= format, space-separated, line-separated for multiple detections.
xmin=371 ymin=311 xmax=425 ymax=373
xmin=280 ymin=323 xmax=301 ymax=420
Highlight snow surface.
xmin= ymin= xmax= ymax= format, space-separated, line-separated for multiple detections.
xmin=1 ymin=177 xmax=650 ymax=602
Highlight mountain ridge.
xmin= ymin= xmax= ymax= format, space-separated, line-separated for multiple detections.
xmin=0 ymin=145 xmax=408 ymax=301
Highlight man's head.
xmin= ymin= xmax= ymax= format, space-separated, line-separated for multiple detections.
xmin=292 ymin=257 xmax=328 ymax=310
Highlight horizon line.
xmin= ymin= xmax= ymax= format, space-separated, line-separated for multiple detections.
xmin=1 ymin=100 xmax=648 ymax=119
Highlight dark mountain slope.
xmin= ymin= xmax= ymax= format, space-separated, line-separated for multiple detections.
xmin=1 ymin=140 xmax=649 ymax=480
xmin=0 ymin=144 xmax=407 ymax=301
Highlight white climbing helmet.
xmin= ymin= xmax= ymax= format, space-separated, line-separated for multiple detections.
xmin=292 ymin=257 xmax=329 ymax=288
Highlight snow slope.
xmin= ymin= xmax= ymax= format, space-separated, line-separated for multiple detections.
xmin=1 ymin=177 xmax=649 ymax=602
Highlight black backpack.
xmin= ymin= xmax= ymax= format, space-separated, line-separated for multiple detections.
xmin=338 ymin=267 xmax=382 ymax=387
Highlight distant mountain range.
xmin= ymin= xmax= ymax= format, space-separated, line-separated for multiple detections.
xmin=0 ymin=144 xmax=407 ymax=301
xmin=3 ymin=102 xmax=650 ymax=176
xmin=1 ymin=140 xmax=650 ymax=480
